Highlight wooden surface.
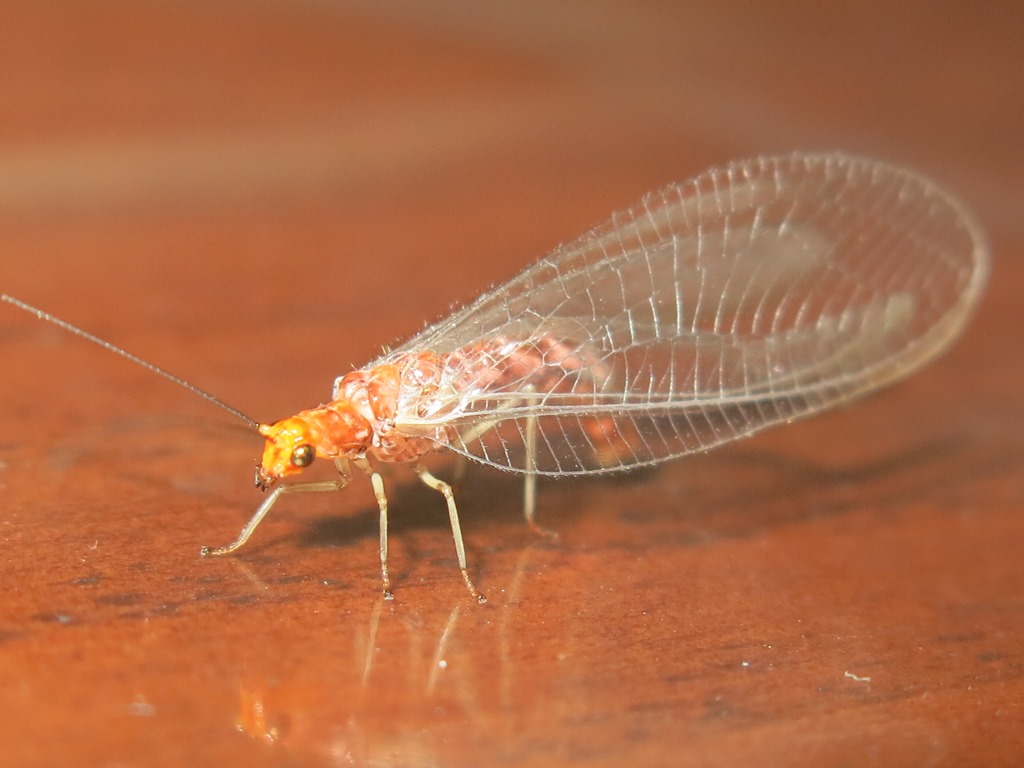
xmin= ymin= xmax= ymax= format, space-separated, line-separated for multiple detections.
xmin=1 ymin=2 xmax=1022 ymax=766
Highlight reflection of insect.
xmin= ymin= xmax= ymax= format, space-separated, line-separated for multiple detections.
xmin=2 ymin=152 xmax=989 ymax=603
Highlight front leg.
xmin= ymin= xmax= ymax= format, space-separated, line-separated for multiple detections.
xmin=201 ymin=458 xmax=352 ymax=556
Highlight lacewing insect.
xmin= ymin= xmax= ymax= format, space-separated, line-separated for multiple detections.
xmin=2 ymin=152 xmax=989 ymax=603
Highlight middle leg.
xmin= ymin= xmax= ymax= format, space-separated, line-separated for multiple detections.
xmin=413 ymin=464 xmax=486 ymax=603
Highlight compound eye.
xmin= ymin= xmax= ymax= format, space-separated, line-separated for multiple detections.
xmin=290 ymin=444 xmax=315 ymax=468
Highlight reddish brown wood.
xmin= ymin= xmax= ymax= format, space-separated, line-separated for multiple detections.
xmin=0 ymin=2 xmax=1021 ymax=766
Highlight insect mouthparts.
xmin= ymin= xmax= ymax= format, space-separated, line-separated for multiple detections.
xmin=254 ymin=466 xmax=276 ymax=492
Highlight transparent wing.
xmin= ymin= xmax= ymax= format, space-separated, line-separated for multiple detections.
xmin=370 ymin=152 xmax=989 ymax=475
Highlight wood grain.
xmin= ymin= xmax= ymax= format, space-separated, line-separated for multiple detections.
xmin=0 ymin=2 xmax=1021 ymax=766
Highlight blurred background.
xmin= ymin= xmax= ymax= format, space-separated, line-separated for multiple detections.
xmin=0 ymin=2 xmax=1021 ymax=766
xmin=2 ymin=1 xmax=1018 ymax=416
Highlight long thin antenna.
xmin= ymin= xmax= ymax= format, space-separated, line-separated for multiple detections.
xmin=2 ymin=294 xmax=262 ymax=430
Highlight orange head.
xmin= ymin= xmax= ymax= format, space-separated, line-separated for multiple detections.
xmin=255 ymin=417 xmax=319 ymax=491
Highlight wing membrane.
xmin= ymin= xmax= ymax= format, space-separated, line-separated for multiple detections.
xmin=371 ymin=153 xmax=988 ymax=475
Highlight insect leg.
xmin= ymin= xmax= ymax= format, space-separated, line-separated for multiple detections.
xmin=413 ymin=464 xmax=487 ymax=604
xmin=352 ymin=456 xmax=394 ymax=599
xmin=201 ymin=478 xmax=349 ymax=557
xmin=451 ymin=454 xmax=469 ymax=485
xmin=202 ymin=458 xmax=351 ymax=557
xmin=523 ymin=392 xmax=557 ymax=539
xmin=452 ymin=394 xmax=552 ymax=537
xmin=524 ymin=394 xmax=537 ymax=526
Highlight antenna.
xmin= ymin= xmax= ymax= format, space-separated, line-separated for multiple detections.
xmin=1 ymin=294 xmax=262 ymax=430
